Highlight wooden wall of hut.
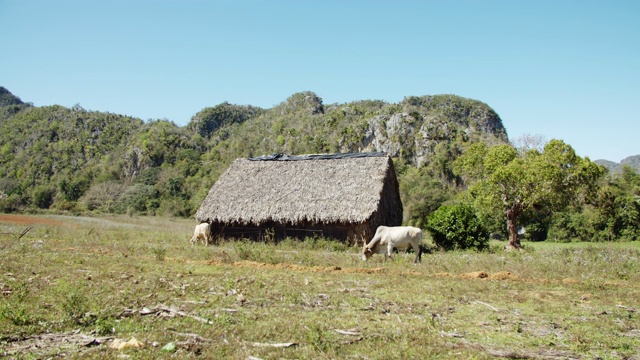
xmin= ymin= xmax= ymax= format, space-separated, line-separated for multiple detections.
xmin=209 ymin=220 xmax=375 ymax=245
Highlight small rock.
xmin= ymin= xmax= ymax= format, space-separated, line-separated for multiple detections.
xmin=162 ymin=342 xmax=176 ymax=352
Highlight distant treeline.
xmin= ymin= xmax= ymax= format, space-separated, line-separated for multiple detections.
xmin=0 ymin=86 xmax=638 ymax=242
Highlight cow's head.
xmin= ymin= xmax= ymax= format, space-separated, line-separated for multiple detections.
xmin=362 ymin=245 xmax=373 ymax=261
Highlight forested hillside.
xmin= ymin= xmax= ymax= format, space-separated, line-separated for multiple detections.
xmin=0 ymin=87 xmax=507 ymax=220
xmin=1 ymin=86 xmax=638 ymax=242
xmin=0 ymin=86 xmax=31 ymax=120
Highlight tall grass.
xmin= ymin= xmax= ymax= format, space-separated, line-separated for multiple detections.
xmin=1 ymin=215 xmax=638 ymax=359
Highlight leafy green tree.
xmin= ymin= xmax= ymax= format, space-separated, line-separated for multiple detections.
xmin=425 ymin=203 xmax=489 ymax=250
xmin=454 ymin=140 xmax=604 ymax=248
xmin=592 ymin=168 xmax=640 ymax=241
xmin=398 ymin=165 xmax=453 ymax=227
xmin=618 ymin=165 xmax=640 ymax=195
xmin=32 ymin=185 xmax=55 ymax=209
xmin=59 ymin=177 xmax=90 ymax=202
xmin=188 ymin=102 xmax=264 ymax=138
xmin=112 ymin=184 xmax=158 ymax=214
xmin=0 ymin=193 xmax=22 ymax=213
xmin=519 ymin=207 xmax=552 ymax=241
xmin=547 ymin=211 xmax=596 ymax=242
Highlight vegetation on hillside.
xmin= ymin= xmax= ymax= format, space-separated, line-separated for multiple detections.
xmin=0 ymin=86 xmax=638 ymax=243
xmin=0 ymin=86 xmax=31 ymax=121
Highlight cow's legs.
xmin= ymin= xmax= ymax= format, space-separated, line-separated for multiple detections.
xmin=386 ymin=243 xmax=395 ymax=261
xmin=411 ymin=241 xmax=422 ymax=264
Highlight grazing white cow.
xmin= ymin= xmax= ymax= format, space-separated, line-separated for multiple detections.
xmin=190 ymin=222 xmax=212 ymax=246
xmin=362 ymin=226 xmax=422 ymax=264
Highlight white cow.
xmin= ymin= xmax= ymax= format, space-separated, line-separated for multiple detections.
xmin=362 ymin=226 xmax=422 ymax=264
xmin=190 ymin=222 xmax=212 ymax=246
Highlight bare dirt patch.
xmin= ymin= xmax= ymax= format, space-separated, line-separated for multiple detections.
xmin=205 ymin=259 xmax=389 ymax=274
xmin=489 ymin=271 xmax=520 ymax=280
xmin=201 ymin=259 xmax=529 ymax=281
xmin=0 ymin=213 xmax=63 ymax=226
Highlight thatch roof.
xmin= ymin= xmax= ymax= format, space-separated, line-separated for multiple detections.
xmin=194 ymin=153 xmax=401 ymax=226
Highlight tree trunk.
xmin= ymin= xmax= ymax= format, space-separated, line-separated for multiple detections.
xmin=505 ymin=203 xmax=523 ymax=249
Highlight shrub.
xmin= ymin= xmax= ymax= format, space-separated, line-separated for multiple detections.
xmin=233 ymin=240 xmax=260 ymax=261
xmin=425 ymin=204 xmax=489 ymax=250
xmin=32 ymin=185 xmax=55 ymax=209
xmin=59 ymin=177 xmax=90 ymax=202
xmin=112 ymin=184 xmax=158 ymax=214
xmin=55 ymin=199 xmax=83 ymax=213
xmin=56 ymin=281 xmax=94 ymax=325
xmin=157 ymin=198 xmax=192 ymax=217
xmin=0 ymin=281 xmax=33 ymax=326
xmin=0 ymin=302 xmax=32 ymax=326
xmin=0 ymin=193 xmax=22 ymax=213
xmin=80 ymin=181 xmax=126 ymax=211
xmin=547 ymin=212 xmax=596 ymax=242
xmin=524 ymin=221 xmax=549 ymax=242
xmin=150 ymin=246 xmax=167 ymax=261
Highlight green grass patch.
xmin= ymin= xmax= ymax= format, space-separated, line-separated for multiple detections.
xmin=0 ymin=214 xmax=638 ymax=359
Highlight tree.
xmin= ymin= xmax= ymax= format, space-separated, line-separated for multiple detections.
xmin=398 ymin=166 xmax=453 ymax=227
xmin=425 ymin=203 xmax=489 ymax=250
xmin=188 ymin=102 xmax=263 ymax=138
xmin=454 ymin=139 xmax=604 ymax=249
xmin=511 ymin=133 xmax=546 ymax=152
xmin=591 ymin=166 xmax=640 ymax=241
xmin=32 ymin=185 xmax=55 ymax=209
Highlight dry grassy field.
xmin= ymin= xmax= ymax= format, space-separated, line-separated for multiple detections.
xmin=1 ymin=214 xmax=639 ymax=359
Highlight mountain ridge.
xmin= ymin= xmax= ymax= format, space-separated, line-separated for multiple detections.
xmin=594 ymin=155 xmax=640 ymax=173
xmin=0 ymin=86 xmax=508 ymax=219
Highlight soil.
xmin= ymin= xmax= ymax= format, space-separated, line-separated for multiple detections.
xmin=0 ymin=213 xmax=64 ymax=226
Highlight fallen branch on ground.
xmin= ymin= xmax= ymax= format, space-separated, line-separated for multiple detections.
xmin=333 ymin=329 xmax=362 ymax=336
xmin=473 ymin=301 xmax=500 ymax=312
xmin=439 ymin=330 xmax=465 ymax=338
xmin=169 ymin=330 xmax=213 ymax=343
xmin=118 ymin=304 xmax=213 ymax=325
xmin=617 ymin=304 xmax=637 ymax=313
xmin=250 ymin=342 xmax=297 ymax=348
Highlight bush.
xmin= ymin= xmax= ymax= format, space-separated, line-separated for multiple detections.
xmin=425 ymin=204 xmax=489 ymax=250
xmin=80 ymin=181 xmax=126 ymax=211
xmin=523 ymin=221 xmax=549 ymax=242
xmin=157 ymin=198 xmax=192 ymax=217
xmin=611 ymin=195 xmax=640 ymax=241
xmin=547 ymin=212 xmax=595 ymax=242
xmin=32 ymin=185 xmax=55 ymax=209
xmin=112 ymin=184 xmax=158 ymax=214
xmin=59 ymin=178 xmax=90 ymax=202
xmin=55 ymin=200 xmax=83 ymax=213
xmin=0 ymin=281 xmax=34 ymax=326
xmin=520 ymin=208 xmax=552 ymax=242
xmin=0 ymin=193 xmax=22 ymax=213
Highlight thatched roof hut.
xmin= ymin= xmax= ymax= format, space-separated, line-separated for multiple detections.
xmin=194 ymin=153 xmax=403 ymax=244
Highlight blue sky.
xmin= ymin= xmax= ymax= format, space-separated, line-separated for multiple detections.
xmin=1 ymin=0 xmax=638 ymax=162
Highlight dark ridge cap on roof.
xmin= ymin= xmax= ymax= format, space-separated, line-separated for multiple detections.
xmin=248 ymin=152 xmax=387 ymax=161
